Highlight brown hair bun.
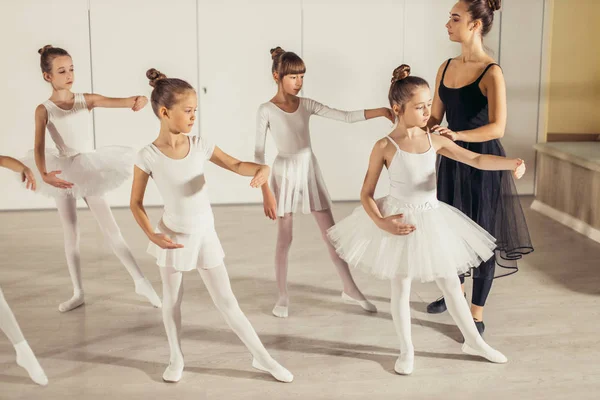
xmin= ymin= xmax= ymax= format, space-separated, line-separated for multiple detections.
xmin=146 ymin=68 xmax=167 ymax=87
xmin=391 ymin=64 xmax=411 ymax=83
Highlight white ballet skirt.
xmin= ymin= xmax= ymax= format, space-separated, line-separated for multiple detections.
xmin=21 ymin=146 xmax=134 ymax=198
xmin=147 ymin=218 xmax=225 ymax=272
xmin=327 ymin=135 xmax=496 ymax=282
xmin=255 ymin=98 xmax=366 ymax=217
xmin=20 ymin=93 xmax=133 ymax=199
xmin=328 ymin=196 xmax=496 ymax=282
xmin=270 ymin=148 xmax=332 ymax=216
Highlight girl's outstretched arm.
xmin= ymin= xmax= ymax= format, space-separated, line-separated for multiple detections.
xmin=308 ymin=99 xmax=394 ymax=123
xmin=210 ymin=146 xmax=270 ymax=188
xmin=364 ymin=108 xmax=395 ymax=122
xmin=432 ymin=134 xmax=525 ymax=178
xmin=84 ymin=93 xmax=148 ymax=111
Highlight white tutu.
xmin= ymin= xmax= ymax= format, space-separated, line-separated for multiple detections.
xmin=147 ymin=219 xmax=225 ymax=272
xmin=21 ymin=146 xmax=134 ymax=198
xmin=327 ymin=196 xmax=496 ymax=282
xmin=271 ymin=148 xmax=332 ymax=217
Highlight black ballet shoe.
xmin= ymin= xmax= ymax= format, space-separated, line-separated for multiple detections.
xmin=427 ymin=296 xmax=447 ymax=314
xmin=474 ymin=319 xmax=485 ymax=336
xmin=426 ymin=293 xmax=466 ymax=314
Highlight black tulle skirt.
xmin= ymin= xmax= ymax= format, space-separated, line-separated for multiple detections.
xmin=437 ymin=138 xmax=534 ymax=279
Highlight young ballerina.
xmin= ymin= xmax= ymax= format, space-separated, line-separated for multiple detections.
xmin=21 ymin=45 xmax=161 ymax=312
xmin=130 ymin=69 xmax=293 ymax=383
xmin=426 ymin=0 xmax=533 ymax=334
xmin=0 ymin=155 xmax=48 ymax=385
xmin=256 ymin=46 xmax=394 ymax=318
xmin=328 ymin=65 xmax=526 ymax=374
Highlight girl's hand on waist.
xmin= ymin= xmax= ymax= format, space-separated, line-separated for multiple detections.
xmin=150 ymin=233 xmax=184 ymax=249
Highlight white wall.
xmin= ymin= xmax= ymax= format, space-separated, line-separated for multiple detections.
xmin=0 ymin=0 xmax=542 ymax=211
xmin=197 ymin=0 xmax=302 ymax=204
xmin=89 ymin=0 xmax=198 ymax=207
xmin=301 ymin=0 xmax=403 ymax=200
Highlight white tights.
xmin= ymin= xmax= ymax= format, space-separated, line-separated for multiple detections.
xmin=54 ymin=195 xmax=160 ymax=312
xmin=0 ymin=286 xmax=48 ymax=385
xmin=274 ymin=209 xmax=369 ymax=309
xmin=390 ymin=275 xmax=506 ymax=374
xmin=159 ymin=265 xmax=292 ymax=382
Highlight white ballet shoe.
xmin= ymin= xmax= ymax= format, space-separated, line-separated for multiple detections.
xmin=58 ymin=292 xmax=85 ymax=313
xmin=252 ymin=358 xmax=294 ymax=383
xmin=134 ymin=278 xmax=162 ymax=308
xmin=341 ymin=292 xmax=377 ymax=313
xmin=461 ymin=343 xmax=508 ymax=364
xmin=15 ymin=341 xmax=48 ymax=386
xmin=394 ymin=353 xmax=414 ymax=375
xmin=162 ymin=362 xmax=184 ymax=382
xmin=272 ymin=305 xmax=289 ymax=318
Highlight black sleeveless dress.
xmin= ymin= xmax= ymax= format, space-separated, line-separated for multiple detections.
xmin=437 ymin=59 xmax=533 ymax=278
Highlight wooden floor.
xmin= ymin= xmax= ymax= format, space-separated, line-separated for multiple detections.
xmin=0 ymin=197 xmax=599 ymax=399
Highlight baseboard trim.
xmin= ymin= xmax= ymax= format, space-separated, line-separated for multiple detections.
xmin=531 ymin=200 xmax=600 ymax=243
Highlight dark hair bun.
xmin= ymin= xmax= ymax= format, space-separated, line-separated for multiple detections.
xmin=487 ymin=0 xmax=501 ymax=11
xmin=270 ymin=46 xmax=285 ymax=60
xmin=391 ymin=64 xmax=411 ymax=83
xmin=146 ymin=68 xmax=167 ymax=87
xmin=38 ymin=45 xmax=53 ymax=55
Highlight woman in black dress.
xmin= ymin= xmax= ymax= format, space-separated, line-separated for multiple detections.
xmin=426 ymin=0 xmax=533 ymax=334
